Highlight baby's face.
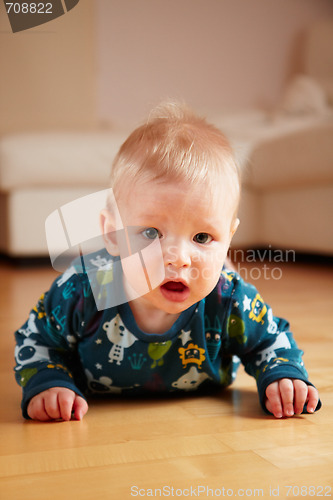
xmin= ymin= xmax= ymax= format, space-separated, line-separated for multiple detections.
xmin=108 ymin=176 xmax=238 ymax=316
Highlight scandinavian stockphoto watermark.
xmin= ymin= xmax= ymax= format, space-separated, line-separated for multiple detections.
xmin=130 ymin=484 xmax=332 ymax=497
xmin=228 ymin=246 xmax=296 ymax=282
xmin=3 ymin=0 xmax=80 ymax=33
xmin=45 ymin=189 xmax=295 ymax=311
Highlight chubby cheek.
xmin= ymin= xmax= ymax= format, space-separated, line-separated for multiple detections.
xmin=200 ymin=250 xmax=229 ymax=287
xmin=121 ymin=238 xmax=166 ymax=296
xmin=189 ymin=262 xmax=224 ymax=299
xmin=197 ymin=246 xmax=229 ymax=275
xmin=198 ymin=266 xmax=223 ymax=296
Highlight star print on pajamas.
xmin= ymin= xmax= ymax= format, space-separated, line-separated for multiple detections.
xmin=243 ymin=295 xmax=251 ymax=311
xmin=179 ymin=329 xmax=192 ymax=346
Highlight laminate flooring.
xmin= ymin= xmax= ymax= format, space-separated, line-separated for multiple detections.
xmin=0 ymin=257 xmax=332 ymax=499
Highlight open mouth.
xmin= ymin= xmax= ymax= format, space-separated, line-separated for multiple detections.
xmin=160 ymin=281 xmax=190 ymax=302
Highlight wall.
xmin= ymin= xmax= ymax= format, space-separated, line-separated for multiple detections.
xmin=1 ymin=0 xmax=332 ymax=135
xmin=96 ymin=0 xmax=333 ymax=127
xmin=0 ymin=0 xmax=97 ymax=135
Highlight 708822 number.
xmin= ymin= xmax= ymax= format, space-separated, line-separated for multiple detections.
xmin=6 ymin=3 xmax=53 ymax=14
xmin=285 ymin=485 xmax=331 ymax=497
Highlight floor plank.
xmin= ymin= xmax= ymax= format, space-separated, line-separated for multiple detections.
xmin=0 ymin=257 xmax=332 ymax=499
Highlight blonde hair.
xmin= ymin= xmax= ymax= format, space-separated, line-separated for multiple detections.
xmin=110 ymin=101 xmax=241 ymax=218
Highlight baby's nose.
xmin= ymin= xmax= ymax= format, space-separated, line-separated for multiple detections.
xmin=164 ymin=241 xmax=191 ymax=268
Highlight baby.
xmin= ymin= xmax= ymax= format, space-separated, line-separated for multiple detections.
xmin=14 ymin=102 xmax=320 ymax=421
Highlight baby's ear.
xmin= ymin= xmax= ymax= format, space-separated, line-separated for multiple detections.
xmin=100 ymin=209 xmax=120 ymax=256
xmin=230 ymin=218 xmax=240 ymax=239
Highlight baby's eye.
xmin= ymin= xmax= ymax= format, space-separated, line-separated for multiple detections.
xmin=193 ymin=233 xmax=212 ymax=244
xmin=142 ymin=227 xmax=161 ymax=240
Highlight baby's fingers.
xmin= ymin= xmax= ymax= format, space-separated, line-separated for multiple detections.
xmin=265 ymin=381 xmax=283 ymax=418
xmin=306 ymin=385 xmax=319 ymax=414
xmin=266 ymin=379 xmax=319 ymax=418
xmin=279 ymin=378 xmax=295 ymax=417
xmin=44 ymin=389 xmax=65 ymax=420
xmin=27 ymin=395 xmax=50 ymax=421
xmin=58 ymin=390 xmax=76 ymax=421
xmin=27 ymin=388 xmax=85 ymax=422
xmin=72 ymin=395 xmax=89 ymax=421
xmin=293 ymin=379 xmax=308 ymax=414
xmin=57 ymin=390 xmax=88 ymax=421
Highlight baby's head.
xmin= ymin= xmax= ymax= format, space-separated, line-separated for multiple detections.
xmin=101 ymin=102 xmax=241 ymax=314
xmin=109 ymin=101 xmax=240 ymax=222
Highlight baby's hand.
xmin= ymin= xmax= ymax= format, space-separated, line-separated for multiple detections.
xmin=27 ymin=387 xmax=88 ymax=422
xmin=265 ymin=378 xmax=319 ymax=418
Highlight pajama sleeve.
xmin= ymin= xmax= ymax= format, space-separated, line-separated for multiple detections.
xmin=14 ymin=270 xmax=88 ymax=418
xmin=221 ymin=272 xmax=321 ymax=414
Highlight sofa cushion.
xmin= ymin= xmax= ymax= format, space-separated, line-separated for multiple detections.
xmin=0 ymin=131 xmax=128 ymax=190
xmin=245 ymin=121 xmax=333 ymax=190
xmin=216 ymin=112 xmax=333 ymax=191
xmin=277 ymin=74 xmax=328 ymax=116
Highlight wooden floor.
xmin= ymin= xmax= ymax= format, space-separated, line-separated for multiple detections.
xmin=0 ymin=257 xmax=332 ymax=499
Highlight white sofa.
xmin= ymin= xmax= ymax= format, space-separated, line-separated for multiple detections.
xmin=1 ymin=20 xmax=333 ymax=258
xmin=212 ymin=108 xmax=333 ymax=254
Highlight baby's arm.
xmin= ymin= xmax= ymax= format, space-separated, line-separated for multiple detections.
xmin=27 ymin=387 xmax=88 ymax=421
xmin=265 ymin=378 xmax=319 ymax=418
xmin=220 ymin=272 xmax=321 ymax=417
xmin=14 ymin=269 xmax=89 ymax=419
